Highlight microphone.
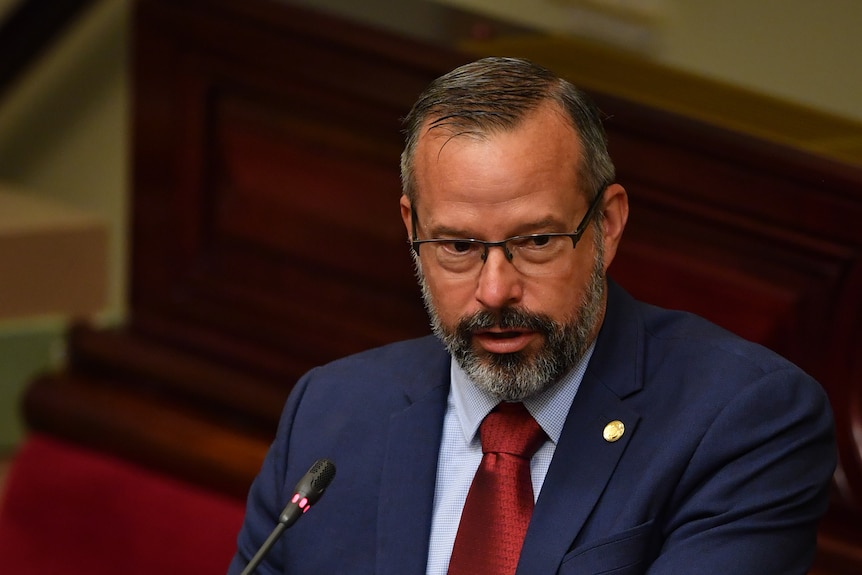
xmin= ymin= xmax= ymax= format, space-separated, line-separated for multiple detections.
xmin=240 ymin=458 xmax=336 ymax=575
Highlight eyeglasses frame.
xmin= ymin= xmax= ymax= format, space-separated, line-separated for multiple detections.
xmin=410 ymin=184 xmax=608 ymax=265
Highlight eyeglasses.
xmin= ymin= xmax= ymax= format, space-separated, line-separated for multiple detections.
xmin=410 ymin=184 xmax=606 ymax=277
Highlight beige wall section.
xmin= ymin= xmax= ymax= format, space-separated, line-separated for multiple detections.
xmin=0 ymin=0 xmax=129 ymax=323
xmin=0 ymin=0 xmax=128 ymax=451
xmin=659 ymin=0 xmax=862 ymax=125
xmin=437 ymin=0 xmax=862 ymax=125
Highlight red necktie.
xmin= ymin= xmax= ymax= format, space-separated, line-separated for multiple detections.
xmin=447 ymin=402 xmax=547 ymax=575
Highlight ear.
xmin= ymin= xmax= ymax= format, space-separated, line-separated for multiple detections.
xmin=599 ymin=183 xmax=629 ymax=271
xmin=400 ymin=195 xmax=414 ymax=239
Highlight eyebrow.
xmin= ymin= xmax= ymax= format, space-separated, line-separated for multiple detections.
xmin=425 ymin=215 xmax=567 ymax=240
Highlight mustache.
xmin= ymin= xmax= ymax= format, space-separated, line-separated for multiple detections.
xmin=456 ymin=308 xmax=557 ymax=336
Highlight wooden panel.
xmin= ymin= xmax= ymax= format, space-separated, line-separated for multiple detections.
xmin=128 ymin=0 xmax=462 ymax=386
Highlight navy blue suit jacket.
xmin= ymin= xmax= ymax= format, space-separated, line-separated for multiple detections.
xmin=229 ymin=281 xmax=835 ymax=574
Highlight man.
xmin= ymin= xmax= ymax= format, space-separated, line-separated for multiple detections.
xmin=229 ymin=57 xmax=835 ymax=574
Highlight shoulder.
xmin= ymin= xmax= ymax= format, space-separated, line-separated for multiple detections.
xmin=288 ymin=335 xmax=450 ymax=405
xmin=605 ymin=279 xmax=805 ymax=378
xmin=638 ymin=300 xmax=803 ymax=380
xmin=598 ymin=280 xmax=826 ymax=408
xmin=314 ymin=335 xmax=449 ymax=378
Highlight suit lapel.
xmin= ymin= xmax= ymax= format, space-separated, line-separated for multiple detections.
xmin=518 ymin=280 xmax=646 ymax=574
xmin=376 ymin=345 xmax=450 ymax=575
xmin=518 ymin=376 xmax=641 ymax=574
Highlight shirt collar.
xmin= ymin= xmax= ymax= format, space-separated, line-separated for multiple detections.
xmin=450 ymin=341 xmax=595 ymax=445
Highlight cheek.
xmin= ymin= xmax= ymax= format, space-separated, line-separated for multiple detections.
xmin=522 ymin=274 xmax=589 ymax=321
xmin=524 ymin=284 xmax=574 ymax=319
xmin=424 ymin=274 xmax=476 ymax=323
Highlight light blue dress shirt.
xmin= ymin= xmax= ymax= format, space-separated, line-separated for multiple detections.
xmin=425 ymin=343 xmax=595 ymax=575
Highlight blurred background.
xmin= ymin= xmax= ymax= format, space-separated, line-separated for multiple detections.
xmin=1 ymin=0 xmax=860 ymax=463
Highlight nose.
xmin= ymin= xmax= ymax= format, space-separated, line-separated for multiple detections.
xmin=475 ymin=245 xmax=524 ymax=310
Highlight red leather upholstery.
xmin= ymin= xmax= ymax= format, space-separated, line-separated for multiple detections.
xmin=0 ymin=434 xmax=246 ymax=574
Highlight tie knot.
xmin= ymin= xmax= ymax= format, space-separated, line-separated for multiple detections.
xmin=480 ymin=402 xmax=546 ymax=458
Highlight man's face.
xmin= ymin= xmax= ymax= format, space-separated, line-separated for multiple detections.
xmin=401 ymin=103 xmax=613 ymax=401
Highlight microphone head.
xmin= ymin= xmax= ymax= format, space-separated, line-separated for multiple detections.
xmin=294 ymin=458 xmax=336 ymax=505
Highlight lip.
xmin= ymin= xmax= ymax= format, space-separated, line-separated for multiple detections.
xmin=473 ymin=329 xmax=536 ymax=354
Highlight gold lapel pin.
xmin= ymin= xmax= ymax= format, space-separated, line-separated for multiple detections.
xmin=603 ymin=420 xmax=625 ymax=442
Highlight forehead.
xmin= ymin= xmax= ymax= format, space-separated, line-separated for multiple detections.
xmin=413 ymin=103 xmax=583 ymax=215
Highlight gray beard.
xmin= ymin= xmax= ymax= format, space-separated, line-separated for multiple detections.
xmin=415 ymin=235 xmax=606 ymax=402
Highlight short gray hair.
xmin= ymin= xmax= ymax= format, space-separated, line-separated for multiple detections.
xmin=400 ymin=57 xmax=615 ymax=208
